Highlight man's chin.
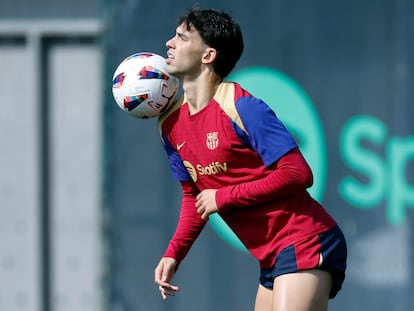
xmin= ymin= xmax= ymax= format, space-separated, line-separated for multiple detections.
xmin=166 ymin=68 xmax=182 ymax=79
xmin=165 ymin=65 xmax=176 ymax=75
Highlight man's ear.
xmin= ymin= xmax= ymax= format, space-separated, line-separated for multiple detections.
xmin=202 ymin=48 xmax=217 ymax=64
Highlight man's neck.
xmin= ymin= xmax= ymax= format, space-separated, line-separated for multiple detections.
xmin=182 ymin=71 xmax=222 ymax=115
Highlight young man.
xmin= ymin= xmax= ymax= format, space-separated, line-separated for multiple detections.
xmin=154 ymin=8 xmax=347 ymax=311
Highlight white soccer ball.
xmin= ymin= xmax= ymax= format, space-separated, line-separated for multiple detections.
xmin=112 ymin=52 xmax=179 ymax=118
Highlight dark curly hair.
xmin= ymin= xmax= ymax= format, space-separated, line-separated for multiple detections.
xmin=178 ymin=8 xmax=244 ymax=78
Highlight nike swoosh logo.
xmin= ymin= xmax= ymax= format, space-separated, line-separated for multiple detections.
xmin=176 ymin=141 xmax=186 ymax=151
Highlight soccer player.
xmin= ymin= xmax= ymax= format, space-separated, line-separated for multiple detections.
xmin=154 ymin=7 xmax=347 ymax=311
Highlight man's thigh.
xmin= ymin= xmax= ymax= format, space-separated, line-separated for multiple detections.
xmin=272 ymin=270 xmax=332 ymax=311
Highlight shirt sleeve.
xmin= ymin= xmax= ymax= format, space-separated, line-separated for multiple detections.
xmin=161 ymin=132 xmax=192 ymax=181
xmin=233 ymin=96 xmax=298 ymax=167
xmin=215 ymin=148 xmax=313 ymax=210
xmin=163 ymin=181 xmax=206 ymax=265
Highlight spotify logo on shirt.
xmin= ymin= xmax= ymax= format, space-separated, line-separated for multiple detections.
xmin=209 ymin=67 xmax=327 ymax=252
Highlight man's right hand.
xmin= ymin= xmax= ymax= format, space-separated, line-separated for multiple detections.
xmin=154 ymin=257 xmax=180 ymax=300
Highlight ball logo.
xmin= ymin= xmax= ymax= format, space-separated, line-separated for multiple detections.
xmin=209 ymin=67 xmax=328 ymax=252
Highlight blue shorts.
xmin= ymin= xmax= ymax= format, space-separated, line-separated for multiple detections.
xmin=259 ymin=225 xmax=347 ymax=299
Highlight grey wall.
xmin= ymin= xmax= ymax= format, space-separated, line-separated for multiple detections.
xmin=0 ymin=0 xmax=101 ymax=18
xmin=0 ymin=1 xmax=104 ymax=311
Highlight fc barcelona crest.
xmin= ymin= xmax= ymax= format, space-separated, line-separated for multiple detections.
xmin=206 ymin=132 xmax=219 ymax=150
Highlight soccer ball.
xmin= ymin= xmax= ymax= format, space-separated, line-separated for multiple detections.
xmin=112 ymin=52 xmax=179 ymax=118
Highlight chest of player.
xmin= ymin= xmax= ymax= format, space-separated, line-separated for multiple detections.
xmin=173 ymin=104 xmax=243 ymax=162
xmin=167 ymin=103 xmax=264 ymax=184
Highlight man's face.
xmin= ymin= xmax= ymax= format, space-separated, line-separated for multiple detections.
xmin=165 ymin=23 xmax=209 ymax=79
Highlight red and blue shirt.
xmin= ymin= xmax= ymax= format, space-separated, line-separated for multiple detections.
xmin=159 ymin=81 xmax=336 ymax=268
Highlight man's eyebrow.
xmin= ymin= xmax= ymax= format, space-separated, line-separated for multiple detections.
xmin=176 ymin=31 xmax=188 ymax=40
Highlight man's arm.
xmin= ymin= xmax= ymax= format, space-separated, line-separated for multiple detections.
xmin=215 ymin=148 xmax=313 ymax=211
xmin=163 ymin=180 xmax=206 ymax=265
xmin=155 ymin=180 xmax=205 ymax=300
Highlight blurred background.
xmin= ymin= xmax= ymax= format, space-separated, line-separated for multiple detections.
xmin=1 ymin=0 xmax=413 ymax=310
